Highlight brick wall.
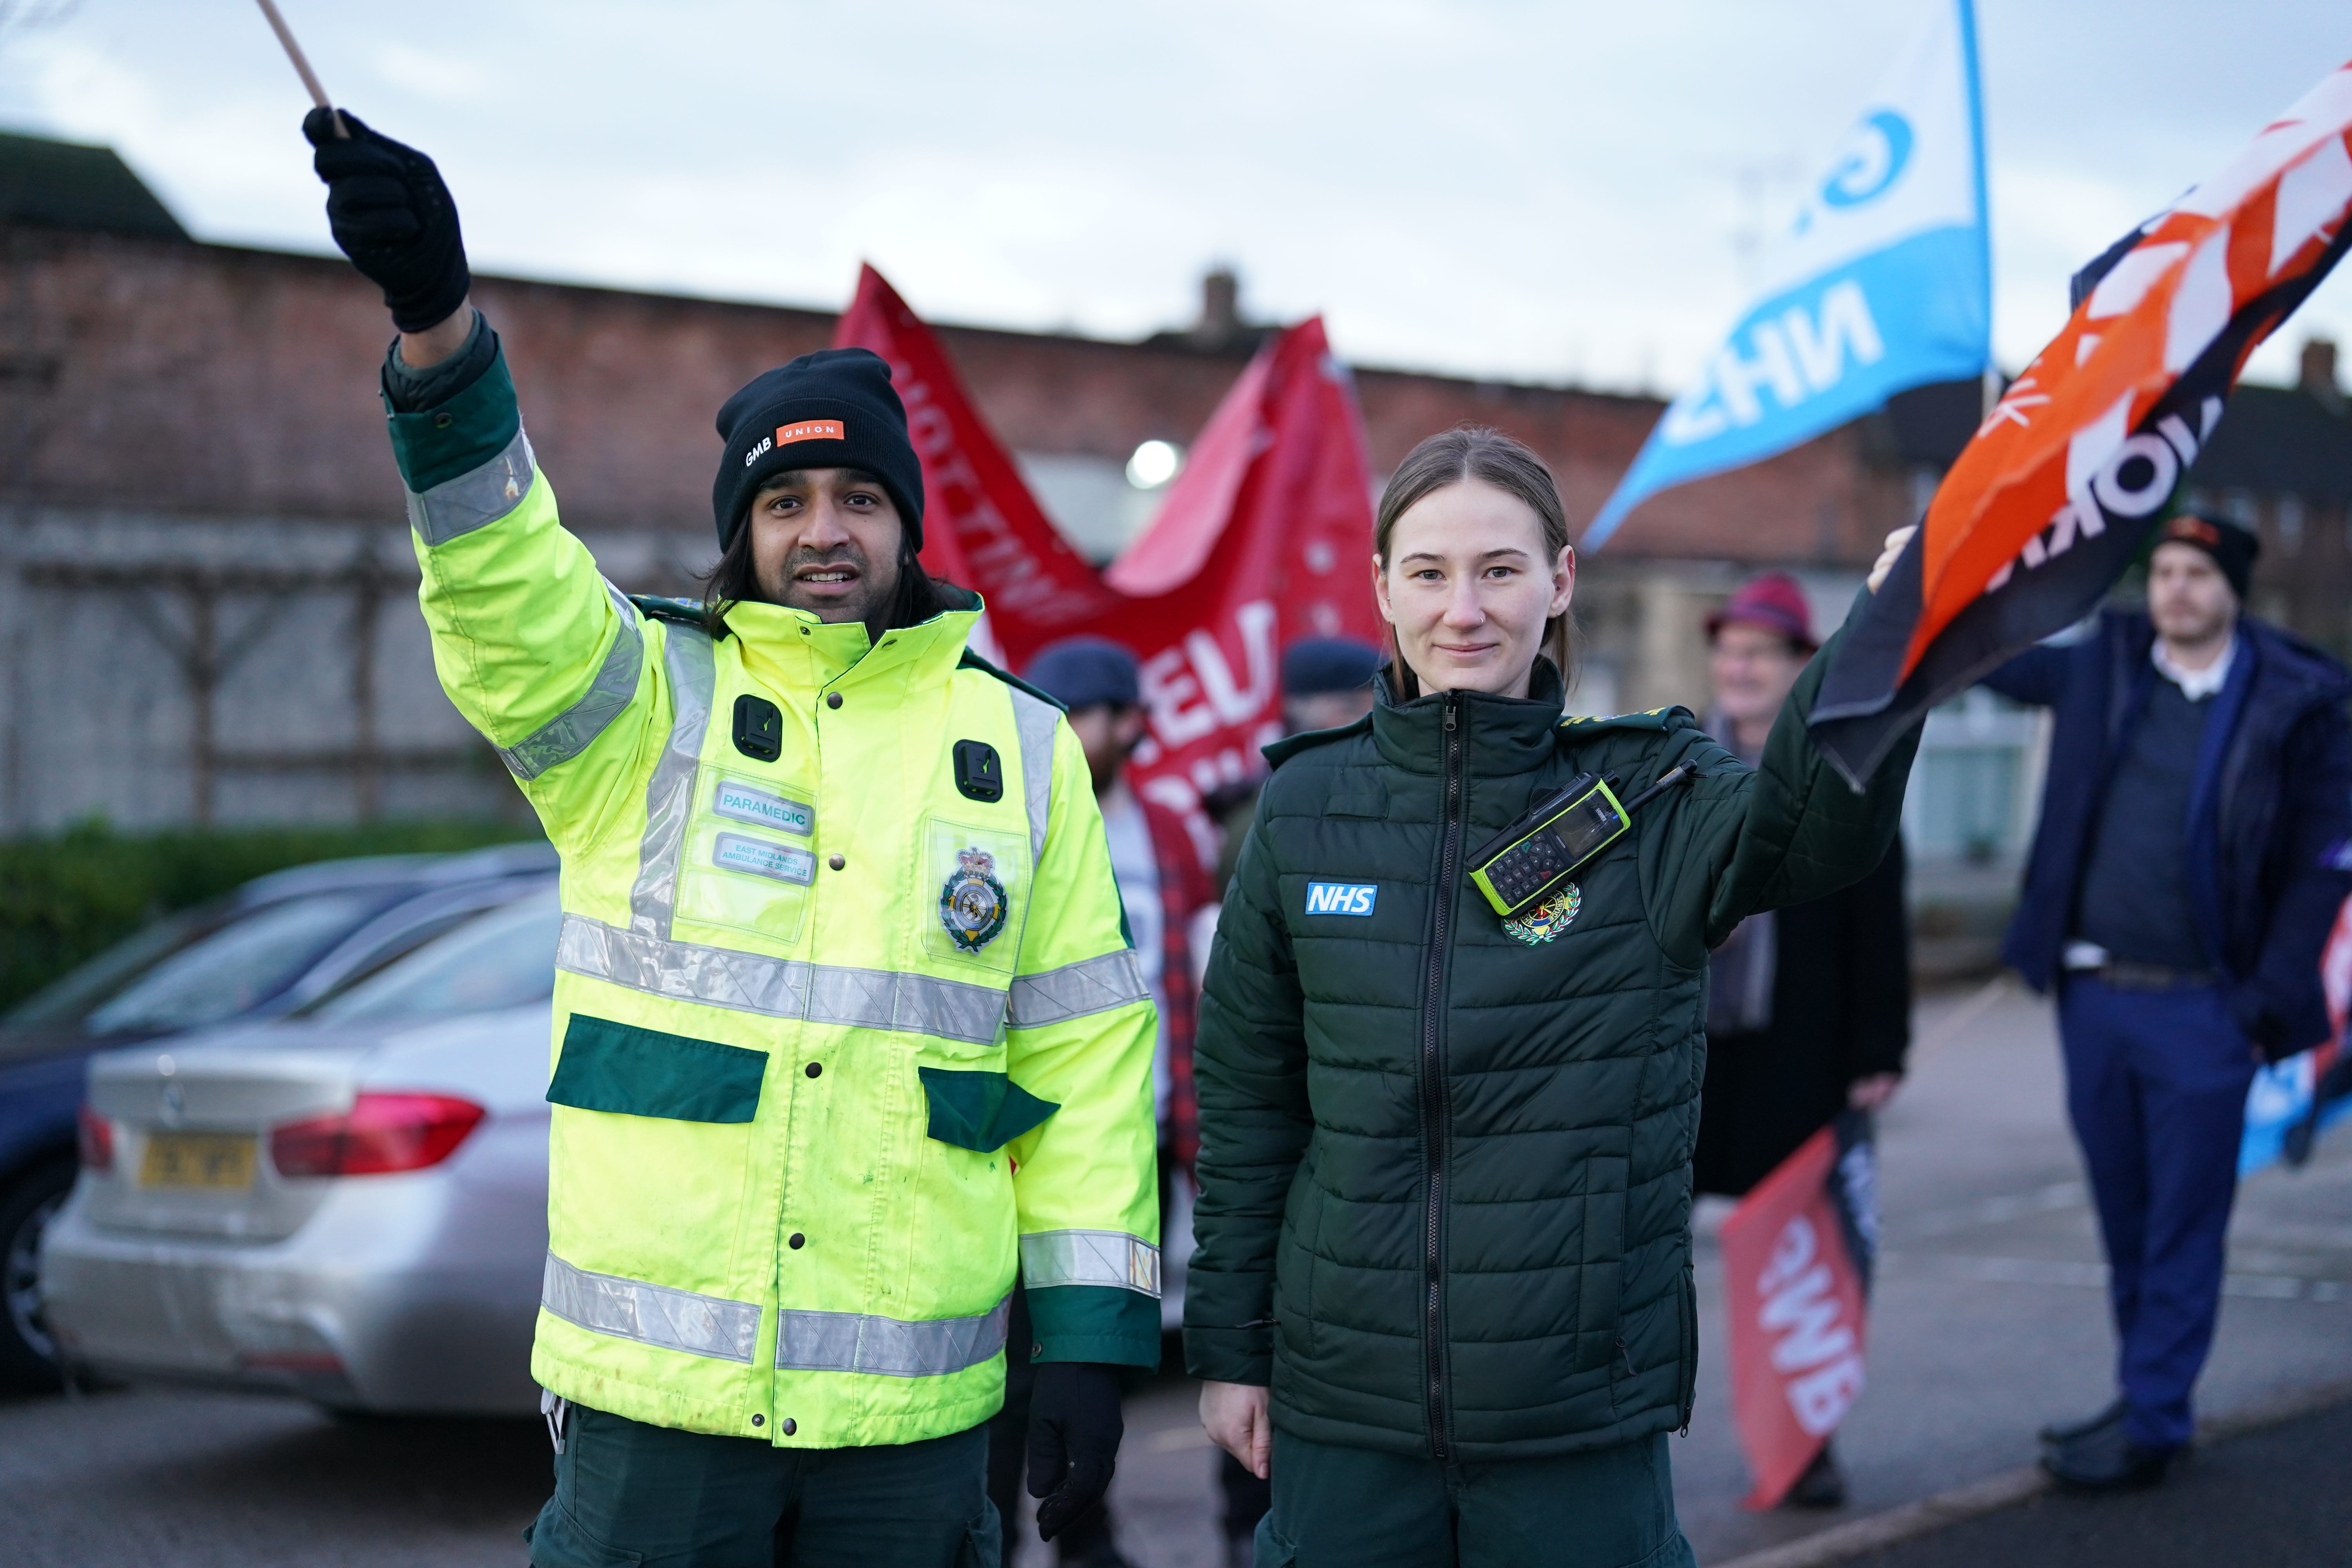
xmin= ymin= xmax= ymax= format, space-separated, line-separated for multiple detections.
xmin=2 ymin=228 xmax=1908 ymax=567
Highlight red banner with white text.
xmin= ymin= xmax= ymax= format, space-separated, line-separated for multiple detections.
xmin=1720 ymin=1112 xmax=1877 ymax=1508
xmin=834 ymin=266 xmax=1384 ymax=835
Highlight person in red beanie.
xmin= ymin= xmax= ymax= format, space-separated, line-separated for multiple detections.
xmin=1695 ymin=572 xmax=1911 ymax=1510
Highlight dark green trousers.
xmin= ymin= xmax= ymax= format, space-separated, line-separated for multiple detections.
xmin=1255 ymin=1428 xmax=1697 ymax=1568
xmin=527 ymin=1403 xmax=999 ymax=1568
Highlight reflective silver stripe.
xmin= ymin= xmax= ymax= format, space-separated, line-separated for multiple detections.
xmin=1020 ymin=1230 xmax=1162 ymax=1298
xmin=629 ymin=623 xmax=715 ymax=939
xmin=1007 ymin=949 xmax=1150 ymax=1030
xmin=497 ymin=584 xmax=646 ymax=780
xmin=406 ymin=426 xmax=538 ymax=544
xmin=1007 ymin=686 xmax=1059 ymax=865
xmin=558 ymin=915 xmax=1008 ymax=1045
xmin=775 ymin=1293 xmax=1011 ymax=1379
xmin=540 ymin=1252 xmax=760 ymax=1363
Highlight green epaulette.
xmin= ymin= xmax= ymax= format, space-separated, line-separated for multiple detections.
xmin=1556 ymin=705 xmax=1699 ymax=736
xmin=628 ymin=594 xmax=711 ymax=630
xmin=958 ymin=648 xmax=1067 ymax=713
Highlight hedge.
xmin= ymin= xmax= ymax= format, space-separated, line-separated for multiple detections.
xmin=0 ymin=818 xmax=544 ymax=1016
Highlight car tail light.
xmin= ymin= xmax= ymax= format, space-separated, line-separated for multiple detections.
xmin=270 ymin=1093 xmax=486 ymax=1178
xmin=77 ymin=1105 xmax=114 ymax=1171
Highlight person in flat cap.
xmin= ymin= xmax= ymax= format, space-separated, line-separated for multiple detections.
xmin=1695 ymin=572 xmax=1911 ymax=1510
xmin=307 ymin=111 xmax=1163 ymax=1567
xmin=1984 ymin=511 xmax=2352 ymax=1493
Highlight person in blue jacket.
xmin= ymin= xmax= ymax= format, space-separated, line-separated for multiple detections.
xmin=1984 ymin=511 xmax=2352 ymax=1492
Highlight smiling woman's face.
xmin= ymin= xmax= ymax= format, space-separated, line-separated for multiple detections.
xmin=1374 ymin=479 xmax=1574 ymax=700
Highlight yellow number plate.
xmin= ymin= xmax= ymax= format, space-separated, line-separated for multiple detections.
xmin=140 ymin=1131 xmax=258 ymax=1190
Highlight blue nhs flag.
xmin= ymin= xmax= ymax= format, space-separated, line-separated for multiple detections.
xmin=1584 ymin=0 xmax=1992 ymax=549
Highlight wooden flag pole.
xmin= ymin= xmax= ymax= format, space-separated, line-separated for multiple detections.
xmin=253 ymin=0 xmax=347 ymax=138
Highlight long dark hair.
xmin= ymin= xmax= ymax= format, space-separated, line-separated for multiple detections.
xmin=697 ymin=524 xmax=966 ymax=638
xmin=1373 ymin=425 xmax=1577 ymax=702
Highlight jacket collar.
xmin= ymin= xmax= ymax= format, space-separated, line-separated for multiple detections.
xmin=1368 ymin=657 xmax=1567 ymax=777
xmin=726 ymin=597 xmax=980 ymax=698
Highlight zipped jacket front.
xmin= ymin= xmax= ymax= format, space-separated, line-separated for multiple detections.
xmin=1183 ymin=635 xmax=1917 ymax=1462
xmin=385 ymin=347 xmax=1161 ymax=1450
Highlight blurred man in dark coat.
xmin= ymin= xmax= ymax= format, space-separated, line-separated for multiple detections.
xmin=1695 ymin=572 xmax=1911 ymax=1509
xmin=1985 ymin=514 xmax=2352 ymax=1493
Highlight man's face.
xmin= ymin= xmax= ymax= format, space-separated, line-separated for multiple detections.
xmin=1063 ymin=702 xmax=1149 ymax=796
xmin=747 ymin=468 xmax=904 ymax=626
xmin=1283 ymin=688 xmax=1374 ymax=736
xmin=2148 ymin=541 xmax=2238 ymax=646
xmin=1708 ymin=621 xmax=1806 ymax=731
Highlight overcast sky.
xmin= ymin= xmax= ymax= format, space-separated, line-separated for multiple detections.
xmin=5 ymin=0 xmax=2351 ymax=395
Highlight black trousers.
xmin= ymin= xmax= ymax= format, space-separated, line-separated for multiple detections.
xmin=528 ymin=1402 xmax=997 ymax=1568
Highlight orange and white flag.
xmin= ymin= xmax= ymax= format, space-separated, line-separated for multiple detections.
xmin=1814 ymin=61 xmax=2352 ymax=782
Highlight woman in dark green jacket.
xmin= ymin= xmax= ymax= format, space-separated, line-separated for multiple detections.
xmin=1184 ymin=426 xmax=1918 ymax=1567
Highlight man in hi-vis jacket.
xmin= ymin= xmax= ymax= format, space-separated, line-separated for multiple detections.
xmin=306 ymin=111 xmax=1160 ymax=1568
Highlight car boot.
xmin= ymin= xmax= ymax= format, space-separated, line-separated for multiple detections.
xmin=1782 ymin=1441 xmax=1847 ymax=1508
xmin=2037 ymin=1396 xmax=2127 ymax=1447
xmin=2041 ymin=1421 xmax=2179 ymax=1493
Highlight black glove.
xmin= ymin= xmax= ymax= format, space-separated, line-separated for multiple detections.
xmin=1026 ymin=1361 xmax=1124 ymax=1541
xmin=304 ymin=107 xmax=471 ymax=333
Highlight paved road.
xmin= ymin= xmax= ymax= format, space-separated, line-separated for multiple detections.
xmin=4 ymin=982 xmax=2347 ymax=1567
xmin=1673 ymin=981 xmax=2352 ymax=1565
xmin=1846 ymin=1397 xmax=2352 ymax=1568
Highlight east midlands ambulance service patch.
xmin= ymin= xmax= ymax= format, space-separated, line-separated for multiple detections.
xmin=939 ymin=846 xmax=1011 ymax=953
xmin=1502 ymin=883 xmax=1581 ymax=946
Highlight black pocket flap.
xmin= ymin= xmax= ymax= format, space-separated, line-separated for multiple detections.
xmin=918 ymin=1067 xmax=1059 ymax=1152
xmin=548 ymin=1015 xmax=767 ymax=1123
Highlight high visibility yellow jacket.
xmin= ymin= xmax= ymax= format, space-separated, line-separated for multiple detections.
xmin=386 ymin=346 xmax=1161 ymax=1449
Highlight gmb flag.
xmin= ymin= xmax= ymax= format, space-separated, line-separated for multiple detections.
xmin=1719 ymin=1112 xmax=1877 ymax=1510
xmin=1583 ymin=0 xmax=1991 ymax=549
xmin=1812 ymin=60 xmax=2352 ymax=784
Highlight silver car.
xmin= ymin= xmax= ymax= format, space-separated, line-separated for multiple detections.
xmin=41 ymin=885 xmax=561 ymax=1416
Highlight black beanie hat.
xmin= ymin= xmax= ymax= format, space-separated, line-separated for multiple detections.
xmin=2157 ymin=512 xmax=2259 ymax=601
xmin=711 ymin=347 xmax=926 ymax=554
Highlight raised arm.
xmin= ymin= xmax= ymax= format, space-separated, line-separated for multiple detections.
xmin=307 ymin=109 xmax=666 ymax=851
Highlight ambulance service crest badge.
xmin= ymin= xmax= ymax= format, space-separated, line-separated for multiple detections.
xmin=1502 ymin=883 xmax=1581 ymax=946
xmin=938 ymin=846 xmax=1010 ymax=953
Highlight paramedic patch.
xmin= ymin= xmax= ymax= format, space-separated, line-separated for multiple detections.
xmin=712 ymin=779 xmax=815 ymax=836
xmin=1304 ymin=882 xmax=1378 ymax=917
xmin=713 ymin=833 xmax=816 ymax=885
xmin=939 ymin=846 xmax=1011 ymax=953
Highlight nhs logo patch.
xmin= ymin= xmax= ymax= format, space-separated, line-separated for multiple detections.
xmin=1304 ymin=882 xmax=1378 ymax=917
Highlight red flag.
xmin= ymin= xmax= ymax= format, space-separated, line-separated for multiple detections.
xmin=833 ymin=265 xmax=1115 ymax=661
xmin=1719 ymin=1113 xmax=1877 ymax=1509
xmin=834 ymin=267 xmax=1384 ymax=837
xmin=1101 ymin=317 xmax=1386 ymax=828
xmin=1813 ymin=62 xmax=2352 ymax=783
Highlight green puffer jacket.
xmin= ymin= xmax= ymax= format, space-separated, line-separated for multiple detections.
xmin=1183 ymin=620 xmax=1916 ymax=1462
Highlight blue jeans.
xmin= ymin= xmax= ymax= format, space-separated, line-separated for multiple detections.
xmin=2058 ymin=977 xmax=2255 ymax=1448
